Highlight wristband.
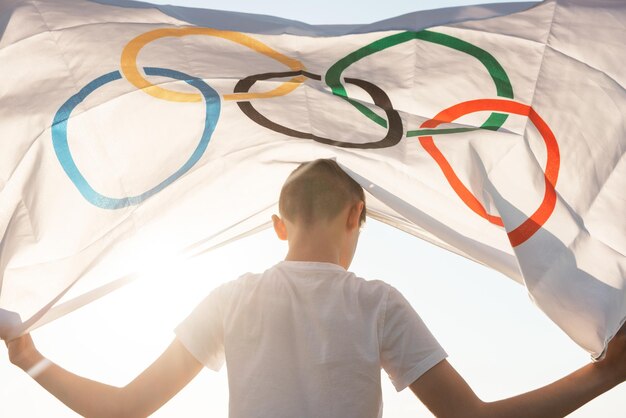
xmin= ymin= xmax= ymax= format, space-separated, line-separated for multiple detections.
xmin=26 ymin=358 xmax=51 ymax=379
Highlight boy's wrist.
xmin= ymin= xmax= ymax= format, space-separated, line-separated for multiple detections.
xmin=25 ymin=356 xmax=51 ymax=379
xmin=591 ymin=358 xmax=623 ymax=389
xmin=17 ymin=350 xmax=45 ymax=372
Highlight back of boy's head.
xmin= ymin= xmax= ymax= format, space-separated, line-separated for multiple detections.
xmin=279 ymin=159 xmax=366 ymax=226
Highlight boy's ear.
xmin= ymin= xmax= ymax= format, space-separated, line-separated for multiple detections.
xmin=346 ymin=201 xmax=364 ymax=230
xmin=272 ymin=214 xmax=288 ymax=241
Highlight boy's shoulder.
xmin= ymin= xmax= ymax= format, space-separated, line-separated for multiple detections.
xmin=227 ymin=261 xmax=397 ymax=299
xmin=220 ymin=260 xmax=393 ymax=285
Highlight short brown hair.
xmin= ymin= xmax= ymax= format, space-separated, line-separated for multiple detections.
xmin=279 ymin=159 xmax=366 ymax=226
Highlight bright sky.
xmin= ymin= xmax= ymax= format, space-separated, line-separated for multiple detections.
xmin=1 ymin=0 xmax=624 ymax=417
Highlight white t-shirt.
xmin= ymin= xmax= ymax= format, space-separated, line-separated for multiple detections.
xmin=175 ymin=260 xmax=447 ymax=418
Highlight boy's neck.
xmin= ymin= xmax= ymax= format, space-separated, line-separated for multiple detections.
xmin=285 ymin=248 xmax=341 ymax=266
xmin=284 ymin=228 xmax=344 ymax=268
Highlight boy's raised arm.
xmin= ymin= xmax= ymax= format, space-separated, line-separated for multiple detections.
xmin=409 ymin=323 xmax=626 ymax=418
xmin=5 ymin=333 xmax=203 ymax=418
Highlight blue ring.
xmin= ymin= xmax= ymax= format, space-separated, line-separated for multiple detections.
xmin=51 ymin=67 xmax=221 ymax=209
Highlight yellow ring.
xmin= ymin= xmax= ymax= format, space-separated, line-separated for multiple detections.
xmin=121 ymin=27 xmax=306 ymax=102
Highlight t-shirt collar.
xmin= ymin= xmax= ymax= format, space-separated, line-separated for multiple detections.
xmin=277 ymin=260 xmax=347 ymax=272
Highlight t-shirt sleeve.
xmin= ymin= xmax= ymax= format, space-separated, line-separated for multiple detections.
xmin=174 ymin=283 xmax=228 ymax=372
xmin=380 ymin=286 xmax=447 ymax=392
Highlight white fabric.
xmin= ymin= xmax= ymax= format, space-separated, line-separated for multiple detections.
xmin=175 ymin=261 xmax=447 ymax=418
xmin=0 ymin=0 xmax=624 ymax=359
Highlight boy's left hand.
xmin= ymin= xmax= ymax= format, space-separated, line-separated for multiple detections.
xmin=596 ymin=323 xmax=626 ymax=385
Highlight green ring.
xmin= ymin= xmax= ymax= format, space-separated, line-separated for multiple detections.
xmin=324 ymin=30 xmax=513 ymax=136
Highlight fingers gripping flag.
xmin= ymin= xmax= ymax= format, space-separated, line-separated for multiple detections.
xmin=0 ymin=0 xmax=624 ymax=358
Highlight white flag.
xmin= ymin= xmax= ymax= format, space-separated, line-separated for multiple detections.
xmin=0 ymin=0 xmax=624 ymax=358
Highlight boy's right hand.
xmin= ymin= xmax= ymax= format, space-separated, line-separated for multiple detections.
xmin=5 ymin=333 xmax=43 ymax=371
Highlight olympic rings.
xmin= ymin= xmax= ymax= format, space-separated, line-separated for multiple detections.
xmin=234 ymin=70 xmax=403 ymax=149
xmin=417 ymin=99 xmax=560 ymax=247
xmin=52 ymin=25 xmax=561 ymax=247
xmin=51 ymin=67 xmax=220 ymax=209
xmin=121 ymin=27 xmax=306 ymax=103
xmin=325 ymin=30 xmax=514 ymax=136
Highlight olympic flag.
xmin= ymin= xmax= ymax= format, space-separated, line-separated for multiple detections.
xmin=0 ymin=0 xmax=624 ymax=358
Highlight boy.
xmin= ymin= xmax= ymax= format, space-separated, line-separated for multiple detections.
xmin=5 ymin=159 xmax=626 ymax=417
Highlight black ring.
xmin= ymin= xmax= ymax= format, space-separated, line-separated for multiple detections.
xmin=234 ymin=70 xmax=403 ymax=149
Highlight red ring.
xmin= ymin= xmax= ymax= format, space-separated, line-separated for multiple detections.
xmin=418 ymin=99 xmax=560 ymax=247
